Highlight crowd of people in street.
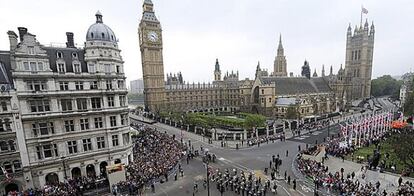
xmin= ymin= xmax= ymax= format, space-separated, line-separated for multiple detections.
xmin=113 ymin=124 xmax=186 ymax=195
xmin=7 ymin=174 xmax=108 ymax=196
xmin=209 ymin=168 xmax=277 ymax=196
xmin=297 ymin=147 xmax=414 ymax=196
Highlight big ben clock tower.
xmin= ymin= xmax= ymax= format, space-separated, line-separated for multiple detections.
xmin=139 ymin=0 xmax=165 ymax=112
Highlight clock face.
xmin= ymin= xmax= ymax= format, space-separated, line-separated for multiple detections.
xmin=147 ymin=31 xmax=158 ymax=42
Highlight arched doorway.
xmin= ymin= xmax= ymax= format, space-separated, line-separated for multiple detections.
xmin=86 ymin=164 xmax=96 ymax=177
xmin=45 ymin=173 xmax=59 ymax=185
xmin=99 ymin=161 xmax=108 ymax=177
xmin=114 ymin=159 xmax=121 ymax=164
xmin=4 ymin=183 xmax=18 ymax=194
xmin=71 ymin=167 xmax=81 ymax=179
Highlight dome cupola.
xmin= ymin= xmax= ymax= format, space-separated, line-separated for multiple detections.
xmin=86 ymin=11 xmax=117 ymax=43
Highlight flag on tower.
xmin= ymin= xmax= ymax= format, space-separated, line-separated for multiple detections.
xmin=362 ymin=7 xmax=368 ymax=14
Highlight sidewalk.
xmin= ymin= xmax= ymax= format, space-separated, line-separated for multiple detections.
xmin=323 ymin=156 xmax=413 ymax=193
xmin=131 ymin=114 xmax=285 ymax=150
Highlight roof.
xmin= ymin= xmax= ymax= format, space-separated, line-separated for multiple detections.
xmin=276 ymin=97 xmax=297 ymax=106
xmin=0 ymin=51 xmax=13 ymax=86
xmin=260 ymin=76 xmax=333 ymax=95
xmin=44 ymin=47 xmax=88 ymax=73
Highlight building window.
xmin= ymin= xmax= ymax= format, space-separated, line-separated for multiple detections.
xmin=104 ymin=64 xmax=111 ymax=73
xmin=13 ymin=160 xmax=22 ymax=172
xmin=110 ymin=116 xmax=117 ymax=127
xmin=28 ymin=46 xmax=35 ymax=55
xmin=59 ymin=82 xmax=69 ymax=91
xmin=32 ymin=122 xmax=54 ymax=136
xmin=121 ymin=114 xmax=128 ymax=125
xmin=82 ymin=138 xmax=92 ymax=152
xmin=23 ymin=62 xmax=29 ymax=71
xmin=64 ymin=120 xmax=75 ymax=132
xmin=29 ymin=99 xmax=50 ymax=113
xmin=72 ymin=52 xmax=78 ymax=59
xmin=38 ymin=62 xmax=44 ymax=71
xmin=0 ymin=119 xmax=11 ymax=132
xmin=107 ymin=96 xmax=114 ymax=107
xmin=58 ymin=63 xmax=65 ymax=73
xmin=117 ymin=80 xmax=124 ymax=89
xmin=57 ymin=52 xmax=63 ymax=58
xmin=94 ymin=117 xmax=103 ymax=129
xmin=67 ymin=141 xmax=78 ymax=154
xmin=91 ymin=98 xmax=102 ymax=109
xmin=73 ymin=63 xmax=81 ymax=73
xmin=75 ymin=81 xmax=84 ymax=90
xmin=36 ymin=144 xmax=58 ymax=159
xmin=106 ymin=80 xmax=113 ymax=90
xmin=28 ymin=63 xmax=38 ymax=73
xmin=119 ymin=95 xmax=126 ymax=107
xmin=1 ymin=102 xmax=7 ymax=111
xmin=77 ymin=98 xmax=88 ymax=111
xmin=0 ymin=141 xmax=8 ymax=151
xmin=116 ymin=65 xmax=121 ymax=73
xmin=97 ymin=136 xmax=105 ymax=149
xmin=261 ymin=89 xmax=264 ymax=94
xmin=90 ymin=81 xmax=98 ymax=90
xmin=122 ymin=133 xmax=130 ymax=145
xmin=27 ymin=81 xmax=46 ymax=91
xmin=112 ymin=135 xmax=119 ymax=147
xmin=80 ymin=118 xmax=89 ymax=130
xmin=61 ymin=99 xmax=73 ymax=111
xmin=88 ymin=64 xmax=96 ymax=73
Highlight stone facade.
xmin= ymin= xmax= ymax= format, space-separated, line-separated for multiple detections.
xmin=0 ymin=12 xmax=133 ymax=191
xmin=344 ymin=20 xmax=375 ymax=101
xmin=139 ymin=0 xmax=166 ymax=113
xmin=139 ymin=0 xmax=338 ymax=117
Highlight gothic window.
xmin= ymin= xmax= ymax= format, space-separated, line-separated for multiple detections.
xmin=57 ymin=52 xmax=63 ymax=59
xmin=101 ymin=33 xmax=105 ymax=38
xmin=91 ymin=33 xmax=94 ymax=38
xmin=358 ymin=50 xmax=361 ymax=60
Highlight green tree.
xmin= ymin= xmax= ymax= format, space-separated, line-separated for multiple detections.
xmin=286 ymin=106 xmax=298 ymax=119
xmin=371 ymin=75 xmax=402 ymax=98
xmin=243 ymin=113 xmax=266 ymax=129
xmin=388 ymin=129 xmax=414 ymax=174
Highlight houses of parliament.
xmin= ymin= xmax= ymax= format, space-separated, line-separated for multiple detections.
xmin=139 ymin=0 xmax=375 ymax=117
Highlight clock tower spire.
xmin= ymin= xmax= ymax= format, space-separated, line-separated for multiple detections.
xmin=139 ymin=0 xmax=166 ymax=113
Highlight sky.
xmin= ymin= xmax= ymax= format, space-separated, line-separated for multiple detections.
xmin=1 ymin=0 xmax=413 ymax=85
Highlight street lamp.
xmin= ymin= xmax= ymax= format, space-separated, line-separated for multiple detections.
xmin=60 ymin=156 xmax=68 ymax=179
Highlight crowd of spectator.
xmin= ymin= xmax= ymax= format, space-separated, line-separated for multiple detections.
xmin=113 ymin=124 xmax=186 ymax=195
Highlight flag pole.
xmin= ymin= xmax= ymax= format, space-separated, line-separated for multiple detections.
xmin=360 ymin=5 xmax=363 ymax=27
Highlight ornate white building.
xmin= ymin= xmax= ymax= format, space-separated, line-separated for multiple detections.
xmin=0 ymin=11 xmax=133 ymax=192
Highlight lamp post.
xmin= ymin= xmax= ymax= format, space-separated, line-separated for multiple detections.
xmin=61 ymin=156 xmax=68 ymax=180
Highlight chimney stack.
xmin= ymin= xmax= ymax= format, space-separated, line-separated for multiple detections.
xmin=17 ymin=27 xmax=28 ymax=42
xmin=66 ymin=32 xmax=75 ymax=48
xmin=7 ymin=31 xmax=18 ymax=51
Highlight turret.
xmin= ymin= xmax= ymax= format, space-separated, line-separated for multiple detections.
xmin=313 ymin=69 xmax=318 ymax=77
xmin=347 ymin=24 xmax=352 ymax=37
xmin=364 ymin=19 xmax=369 ymax=32
xmin=277 ymin=34 xmax=284 ymax=56
xmin=321 ymin=65 xmax=325 ymax=77
xmin=214 ymin=58 xmax=221 ymax=81
xmin=370 ymin=22 xmax=375 ymax=36
xmin=329 ymin=65 xmax=333 ymax=76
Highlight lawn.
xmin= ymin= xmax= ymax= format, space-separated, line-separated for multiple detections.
xmin=347 ymin=141 xmax=412 ymax=177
